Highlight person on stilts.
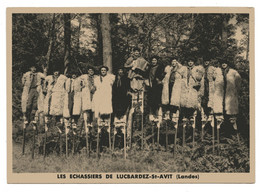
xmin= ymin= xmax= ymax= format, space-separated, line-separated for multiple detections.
xmin=21 ymin=64 xmax=45 ymax=157
xmin=112 ymin=67 xmax=130 ymax=152
xmin=63 ymin=69 xmax=82 ymax=156
xmin=201 ymin=56 xmax=216 ymax=144
xmin=213 ymin=58 xmax=241 ymax=144
xmin=43 ymin=66 xmax=67 ymax=155
xmin=147 ymin=55 xmax=164 ymax=148
xmin=81 ymin=66 xmax=97 ymax=156
xmin=180 ymin=57 xmax=204 ymax=150
xmin=93 ymin=66 xmax=115 ymax=156
xmin=124 ymin=47 xmax=149 ymax=149
xmin=161 ymin=57 xmax=185 ymax=153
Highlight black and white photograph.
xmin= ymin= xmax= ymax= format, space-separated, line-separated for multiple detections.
xmin=7 ymin=7 xmax=254 ymax=183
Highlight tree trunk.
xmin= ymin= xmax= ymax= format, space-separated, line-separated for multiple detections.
xmin=100 ymin=14 xmax=112 ymax=72
xmin=246 ymin=31 xmax=249 ymax=61
xmin=45 ymin=13 xmax=56 ymax=75
xmin=92 ymin=14 xmax=103 ymax=66
xmin=63 ymin=13 xmax=71 ymax=75
xmin=221 ymin=16 xmax=228 ymax=51
xmin=76 ymin=16 xmax=82 ymax=58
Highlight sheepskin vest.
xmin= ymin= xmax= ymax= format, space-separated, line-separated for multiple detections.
xmin=43 ymin=74 xmax=67 ymax=116
xmin=93 ymin=73 xmax=115 ymax=117
xmin=63 ymin=77 xmax=83 ymax=118
xmin=202 ymin=65 xmax=216 ymax=108
xmin=81 ymin=74 xmax=97 ymax=111
xmin=213 ymin=67 xmax=241 ymax=115
xmin=180 ymin=65 xmax=205 ymax=109
xmin=21 ymin=72 xmax=45 ymax=113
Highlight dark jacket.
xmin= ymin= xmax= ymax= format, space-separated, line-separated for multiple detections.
xmin=112 ymin=75 xmax=131 ymax=118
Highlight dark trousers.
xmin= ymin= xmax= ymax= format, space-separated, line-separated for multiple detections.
xmin=26 ymin=88 xmax=38 ymax=122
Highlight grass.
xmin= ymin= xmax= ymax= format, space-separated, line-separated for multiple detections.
xmin=12 ymin=126 xmax=250 ymax=173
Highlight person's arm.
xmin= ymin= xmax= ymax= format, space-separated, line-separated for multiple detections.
xmin=182 ymin=67 xmax=188 ymax=88
xmin=22 ymin=73 xmax=26 ymax=86
xmin=235 ymin=70 xmax=241 ymax=93
xmin=65 ymin=78 xmax=71 ymax=93
xmin=124 ymin=57 xmax=134 ymax=69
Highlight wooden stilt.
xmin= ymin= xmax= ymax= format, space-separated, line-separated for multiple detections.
xmin=32 ymin=125 xmax=36 ymax=159
xmin=22 ymin=123 xmax=27 ymax=155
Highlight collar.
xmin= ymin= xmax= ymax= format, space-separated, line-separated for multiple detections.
xmin=187 ymin=65 xmax=194 ymax=70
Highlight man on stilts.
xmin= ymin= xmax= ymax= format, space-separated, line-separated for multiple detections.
xmin=201 ymin=56 xmax=216 ymax=142
xmin=81 ymin=66 xmax=97 ymax=156
xmin=147 ymin=56 xmax=164 ymax=148
xmin=180 ymin=57 xmax=204 ymax=149
xmin=124 ymin=47 xmax=149 ymax=149
xmin=161 ymin=57 xmax=185 ymax=153
xmin=63 ymin=69 xmax=82 ymax=156
xmin=112 ymin=67 xmax=130 ymax=152
xmin=43 ymin=66 xmax=67 ymax=156
xmin=21 ymin=64 xmax=45 ymax=157
xmin=213 ymin=58 xmax=241 ymax=143
xmin=93 ymin=66 xmax=115 ymax=156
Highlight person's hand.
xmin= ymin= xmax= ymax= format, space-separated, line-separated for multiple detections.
xmin=156 ymin=78 xmax=162 ymax=84
xmin=43 ymin=67 xmax=48 ymax=74
xmin=193 ymin=82 xmax=201 ymax=91
xmin=90 ymin=86 xmax=96 ymax=94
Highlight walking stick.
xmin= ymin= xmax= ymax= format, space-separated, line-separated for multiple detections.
xmin=72 ymin=133 xmax=75 ymax=155
xmin=112 ymin=125 xmax=116 ymax=151
xmin=96 ymin=118 xmax=101 ymax=158
xmin=201 ymin=109 xmax=207 ymax=142
xmin=108 ymin=114 xmax=111 ymax=151
xmin=22 ymin=121 xmax=27 ymax=155
xmin=123 ymin=122 xmax=126 ymax=160
xmin=217 ymin=127 xmax=220 ymax=151
xmin=83 ymin=112 xmax=90 ymax=157
xmin=212 ymin=121 xmax=215 ymax=153
xmin=32 ymin=123 xmax=36 ymax=159
xmin=216 ymin=116 xmax=223 ymax=154
xmin=152 ymin=120 xmax=155 ymax=147
xmin=165 ymin=120 xmax=169 ymax=152
xmin=84 ymin=121 xmax=89 ymax=157
xmin=97 ymin=129 xmax=100 ymax=158
xmin=56 ymin=124 xmax=62 ymax=155
xmin=65 ymin=124 xmax=69 ymax=158
xmin=172 ymin=110 xmax=179 ymax=158
xmin=44 ymin=121 xmax=48 ymax=158
xmin=182 ymin=118 xmax=188 ymax=153
xmin=127 ymin=108 xmax=134 ymax=149
xmin=191 ymin=111 xmax=197 ymax=149
xmin=174 ymin=126 xmax=178 ymax=158
xmin=157 ymin=122 xmax=160 ymax=146
xmin=72 ymin=122 xmax=77 ymax=155
xmin=140 ymin=90 xmax=144 ymax=150
xmin=157 ymin=107 xmax=162 ymax=147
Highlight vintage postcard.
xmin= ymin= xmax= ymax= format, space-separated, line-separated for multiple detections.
xmin=7 ymin=7 xmax=255 ymax=183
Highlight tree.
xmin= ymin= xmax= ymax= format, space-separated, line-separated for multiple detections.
xmin=44 ymin=13 xmax=56 ymax=75
xmin=63 ymin=13 xmax=71 ymax=75
xmin=100 ymin=13 xmax=113 ymax=72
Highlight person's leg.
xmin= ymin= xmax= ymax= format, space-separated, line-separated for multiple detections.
xmin=30 ymin=89 xmax=39 ymax=123
xmin=26 ymin=89 xmax=34 ymax=123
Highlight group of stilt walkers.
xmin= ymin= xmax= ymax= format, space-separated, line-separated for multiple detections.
xmin=21 ymin=47 xmax=241 ymax=159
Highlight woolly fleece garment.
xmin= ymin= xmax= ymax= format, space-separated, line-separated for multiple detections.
xmin=213 ymin=67 xmax=241 ymax=115
xmin=92 ymin=73 xmax=115 ymax=117
xmin=21 ymin=72 xmax=45 ymax=113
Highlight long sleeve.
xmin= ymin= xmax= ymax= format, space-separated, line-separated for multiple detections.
xmin=235 ymin=70 xmax=241 ymax=93
xmin=22 ymin=73 xmax=26 ymax=86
